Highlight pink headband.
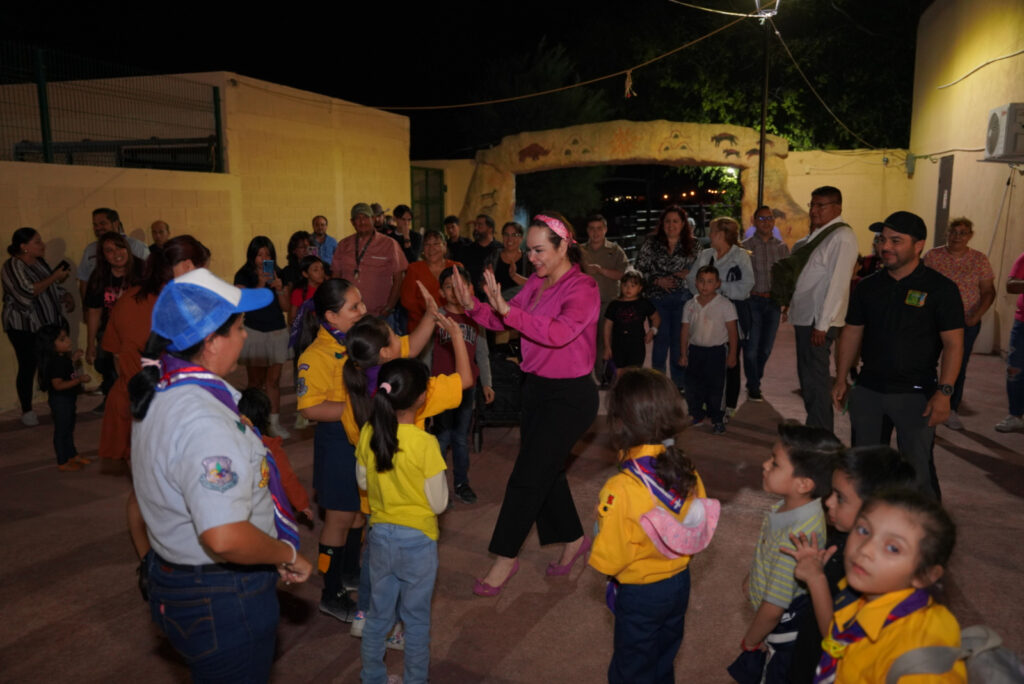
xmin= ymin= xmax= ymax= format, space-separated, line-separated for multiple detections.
xmin=534 ymin=214 xmax=574 ymax=244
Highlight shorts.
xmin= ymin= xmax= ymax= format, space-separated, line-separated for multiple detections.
xmin=239 ymin=327 xmax=289 ymax=365
xmin=313 ymin=421 xmax=359 ymax=511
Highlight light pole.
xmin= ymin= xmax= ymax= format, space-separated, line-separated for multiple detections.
xmin=755 ymin=1 xmax=780 ymax=208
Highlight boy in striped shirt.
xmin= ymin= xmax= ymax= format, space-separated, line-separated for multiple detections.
xmin=730 ymin=423 xmax=842 ymax=683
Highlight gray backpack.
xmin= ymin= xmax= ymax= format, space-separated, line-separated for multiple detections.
xmin=885 ymin=625 xmax=1024 ymax=683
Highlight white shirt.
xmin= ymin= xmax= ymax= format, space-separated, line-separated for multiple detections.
xmin=787 ymin=216 xmax=859 ymax=331
xmin=683 ymin=293 xmax=738 ymax=347
xmin=132 ymin=383 xmax=275 ymax=565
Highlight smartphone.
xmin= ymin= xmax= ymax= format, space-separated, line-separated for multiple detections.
xmin=57 ymin=259 xmax=71 ymax=272
xmin=262 ymin=259 xmax=275 ymax=276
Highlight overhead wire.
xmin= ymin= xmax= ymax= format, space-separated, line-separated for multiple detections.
xmin=937 ymin=47 xmax=1024 ymax=89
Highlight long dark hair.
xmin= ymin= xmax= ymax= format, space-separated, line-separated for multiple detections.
xmin=7 ymin=227 xmax=37 ymax=257
xmin=296 ymin=278 xmax=356 ymax=353
xmin=128 ymin=314 xmax=240 ymax=420
xmin=654 ymin=205 xmax=695 ymax=256
xmin=87 ymin=232 xmax=143 ymax=298
xmin=369 ymin=358 xmax=430 ymax=473
xmin=294 ymin=254 xmax=325 ymax=292
xmin=342 ymin=315 xmax=392 ymax=428
xmin=531 ymin=210 xmax=581 ymax=265
xmin=286 ymin=230 xmax=311 ymax=269
xmin=136 ymin=235 xmax=210 ymax=301
xmin=244 ymin=236 xmax=277 ymax=272
xmin=606 ymin=368 xmax=696 ymax=498
xmin=35 ymin=321 xmax=69 ymax=391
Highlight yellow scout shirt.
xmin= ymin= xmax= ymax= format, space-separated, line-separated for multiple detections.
xmin=589 ymin=444 xmax=707 ymax=584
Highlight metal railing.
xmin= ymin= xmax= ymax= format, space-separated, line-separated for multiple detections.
xmin=0 ymin=41 xmax=223 ymax=172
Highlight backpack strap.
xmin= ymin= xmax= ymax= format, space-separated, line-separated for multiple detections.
xmin=795 ymin=222 xmax=849 ymax=258
xmin=884 ymin=625 xmax=1004 ymax=683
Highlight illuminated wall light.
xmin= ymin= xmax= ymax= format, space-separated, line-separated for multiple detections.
xmin=662 ymin=194 xmax=669 ymax=200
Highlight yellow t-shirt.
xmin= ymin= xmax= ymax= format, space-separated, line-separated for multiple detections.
xmin=356 ymin=423 xmax=446 ymax=540
xmin=830 ymin=588 xmax=966 ymax=683
xmin=296 ymin=327 xmax=348 ymax=411
xmin=589 ymin=444 xmax=707 ymax=584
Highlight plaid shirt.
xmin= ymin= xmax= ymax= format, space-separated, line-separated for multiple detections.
xmin=742 ymin=235 xmax=789 ymax=295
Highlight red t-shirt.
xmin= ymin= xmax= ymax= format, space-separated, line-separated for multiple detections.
xmin=431 ymin=309 xmax=481 ymax=384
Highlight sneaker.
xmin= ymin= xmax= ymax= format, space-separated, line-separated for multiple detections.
xmin=293 ymin=414 xmax=311 ymax=430
xmin=454 ymin=482 xmax=478 ymax=504
xmin=73 ymin=455 xmax=93 ymax=465
xmin=995 ymin=415 xmax=1024 ymax=433
xmin=724 ymin=407 xmax=737 ymax=423
xmin=386 ymin=623 xmax=405 ymax=651
xmin=319 ymin=591 xmax=357 ymax=622
xmin=386 ymin=676 xmax=403 ymax=684
xmin=747 ymin=389 xmax=764 ymax=402
xmin=341 ymin=571 xmax=360 ymax=592
xmin=21 ymin=410 xmax=39 ymax=427
xmin=944 ymin=410 xmax=963 ymax=431
xmin=349 ymin=610 xmax=365 ymax=638
xmin=57 ymin=461 xmax=82 ymax=472
xmin=691 ymin=417 xmax=707 ymax=428
xmin=712 ymin=423 xmax=726 ymax=435
xmin=267 ymin=414 xmax=291 ymax=439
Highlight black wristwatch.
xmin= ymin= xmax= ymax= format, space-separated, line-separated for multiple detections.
xmin=937 ymin=384 xmax=954 ymax=396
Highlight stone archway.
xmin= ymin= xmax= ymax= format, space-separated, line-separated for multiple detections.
xmin=458 ymin=119 xmax=808 ymax=243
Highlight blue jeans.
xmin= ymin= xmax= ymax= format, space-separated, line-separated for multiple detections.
xmin=610 ymin=568 xmax=690 ymax=684
xmin=1009 ymin=319 xmax=1024 ymax=417
xmin=743 ymin=296 xmax=781 ymax=393
xmin=146 ymin=553 xmax=280 ymax=683
xmin=651 ymin=289 xmax=691 ymax=388
xmin=950 ymin=322 xmax=980 ymax=411
xmin=435 ymin=387 xmax=475 ymax=485
xmin=361 ymin=524 xmax=438 ymax=684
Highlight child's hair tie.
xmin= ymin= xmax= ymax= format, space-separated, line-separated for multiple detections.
xmin=379 ymin=382 xmax=392 ymax=395
xmin=662 ymin=438 xmax=675 ymax=447
xmin=141 ymin=357 xmax=161 ymax=369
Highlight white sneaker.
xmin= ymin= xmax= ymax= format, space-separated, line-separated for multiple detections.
xmin=349 ymin=610 xmax=365 ymax=638
xmin=994 ymin=415 xmax=1024 ymax=433
xmin=267 ymin=413 xmax=291 ymax=439
xmin=386 ymin=622 xmax=405 ymax=651
xmin=21 ymin=410 xmax=39 ymax=427
xmin=944 ymin=410 xmax=963 ymax=431
xmin=293 ymin=414 xmax=311 ymax=430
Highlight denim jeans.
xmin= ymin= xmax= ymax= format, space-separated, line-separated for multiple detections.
xmin=743 ymin=296 xmax=781 ymax=394
xmin=146 ymin=552 xmax=280 ymax=683
xmin=1009 ymin=319 xmax=1024 ymax=417
xmin=609 ymin=568 xmax=690 ymax=684
xmin=651 ymin=289 xmax=691 ymax=389
xmin=685 ymin=344 xmax=727 ymax=424
xmin=361 ymin=524 xmax=438 ymax=684
xmin=435 ymin=387 xmax=475 ymax=486
xmin=950 ymin=322 xmax=980 ymax=411
xmin=48 ymin=393 xmax=78 ymax=465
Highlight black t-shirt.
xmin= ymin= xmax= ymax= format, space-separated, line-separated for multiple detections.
xmin=461 ymin=241 xmax=503 ymax=297
xmin=788 ymin=532 xmax=848 ymax=684
xmin=85 ymin=274 xmax=127 ymax=334
xmin=605 ymin=298 xmax=658 ymax=342
xmin=446 ymin=237 xmax=473 ymax=263
xmin=846 ymin=263 xmax=964 ymax=394
xmin=384 ymin=228 xmax=423 ymax=264
xmin=47 ymin=354 xmax=80 ymax=397
xmin=233 ymin=266 xmax=286 ymax=332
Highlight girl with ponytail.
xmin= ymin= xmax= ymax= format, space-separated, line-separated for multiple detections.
xmin=355 ymin=358 xmax=448 ymax=684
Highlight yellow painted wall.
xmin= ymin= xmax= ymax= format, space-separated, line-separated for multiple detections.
xmin=413 ymin=159 xmax=477 ymax=224
xmin=0 ymin=72 xmax=410 ymax=411
xmin=908 ymin=0 xmax=1024 ymax=352
xmin=784 ymin=150 xmax=912 ymax=254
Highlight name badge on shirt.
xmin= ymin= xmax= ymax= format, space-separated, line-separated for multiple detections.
xmin=904 ymin=290 xmax=928 ymax=307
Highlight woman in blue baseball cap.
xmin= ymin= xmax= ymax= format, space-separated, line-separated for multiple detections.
xmin=128 ymin=268 xmax=312 ymax=681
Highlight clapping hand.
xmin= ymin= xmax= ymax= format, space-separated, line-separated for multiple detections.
xmin=482 ymin=269 xmax=510 ymax=316
xmin=780 ymin=532 xmax=836 ymax=583
xmin=416 ymin=281 xmax=439 ymax=320
xmin=433 ymin=309 xmax=464 ymax=342
xmin=450 ymin=268 xmax=476 ymax=311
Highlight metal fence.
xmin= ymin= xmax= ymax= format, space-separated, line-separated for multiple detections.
xmin=0 ymin=42 xmax=223 ymax=172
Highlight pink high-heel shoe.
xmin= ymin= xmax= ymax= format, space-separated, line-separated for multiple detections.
xmin=546 ymin=536 xmax=592 ymax=576
xmin=473 ymin=560 xmax=519 ymax=597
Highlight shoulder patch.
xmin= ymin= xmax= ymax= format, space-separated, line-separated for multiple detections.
xmin=296 ymin=376 xmax=307 ymax=398
xmin=298 ymin=363 xmax=310 ymax=371
xmin=334 ymin=352 xmax=345 ymax=359
xmin=597 ymin=490 xmax=617 ymax=518
xmin=199 ymin=457 xmax=239 ymax=493
xmin=258 ymin=456 xmax=270 ymax=488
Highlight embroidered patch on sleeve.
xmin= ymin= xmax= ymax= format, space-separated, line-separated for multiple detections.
xmin=598 ymin=491 xmax=616 ymax=517
xmin=904 ymin=290 xmax=928 ymax=307
xmin=258 ymin=456 xmax=270 ymax=488
xmin=199 ymin=456 xmax=239 ymax=492
xmin=298 ymin=363 xmax=310 ymax=371
xmin=296 ymin=377 xmax=308 ymax=398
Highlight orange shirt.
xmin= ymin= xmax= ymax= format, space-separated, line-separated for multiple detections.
xmin=400 ymin=259 xmax=459 ymax=329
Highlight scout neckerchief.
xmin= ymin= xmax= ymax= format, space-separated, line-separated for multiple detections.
xmin=322 ymin=321 xmax=347 ymax=349
xmin=352 ymin=232 xmax=374 ymax=279
xmin=154 ymin=354 xmax=301 ymax=552
xmin=621 ymin=454 xmax=685 ymax=513
xmin=813 ymin=587 xmax=930 ymax=684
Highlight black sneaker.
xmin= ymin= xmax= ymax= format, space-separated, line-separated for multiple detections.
xmin=748 ymin=389 xmax=764 ymax=402
xmin=712 ymin=423 xmax=726 ymax=435
xmin=454 ymin=482 xmax=478 ymax=504
xmin=319 ymin=591 xmax=357 ymax=622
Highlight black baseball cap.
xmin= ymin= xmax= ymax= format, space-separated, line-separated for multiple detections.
xmin=869 ymin=211 xmax=927 ymax=241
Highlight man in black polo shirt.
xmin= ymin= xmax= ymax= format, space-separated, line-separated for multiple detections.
xmin=832 ymin=211 xmax=964 ymax=499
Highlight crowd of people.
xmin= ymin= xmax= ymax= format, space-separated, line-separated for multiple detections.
xmin=3 ymin=192 xmax=1021 ymax=683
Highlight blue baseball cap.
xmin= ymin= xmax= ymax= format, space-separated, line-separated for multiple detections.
xmin=152 ymin=268 xmax=272 ymax=351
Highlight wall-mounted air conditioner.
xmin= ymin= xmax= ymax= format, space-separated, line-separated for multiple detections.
xmin=984 ymin=103 xmax=1024 ymax=162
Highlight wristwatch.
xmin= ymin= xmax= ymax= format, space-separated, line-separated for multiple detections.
xmin=937 ymin=384 xmax=954 ymax=396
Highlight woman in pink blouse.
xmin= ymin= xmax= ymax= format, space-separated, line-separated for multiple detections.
xmin=452 ymin=212 xmax=600 ymax=595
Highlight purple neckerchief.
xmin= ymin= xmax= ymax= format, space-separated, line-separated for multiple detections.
xmin=622 ymin=456 xmax=685 ymax=513
xmin=322 ymin=320 xmax=347 ymax=348
xmin=366 ymin=364 xmax=381 ymax=396
xmin=813 ymin=588 xmax=930 ymax=684
xmin=287 ymin=298 xmax=318 ymax=349
xmin=154 ymin=354 xmax=300 ymax=552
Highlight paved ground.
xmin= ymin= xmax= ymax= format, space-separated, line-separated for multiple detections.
xmin=1 ymin=324 xmax=1022 ymax=682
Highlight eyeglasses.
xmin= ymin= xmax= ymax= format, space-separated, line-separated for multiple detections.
xmin=807 ymin=201 xmax=838 ymax=209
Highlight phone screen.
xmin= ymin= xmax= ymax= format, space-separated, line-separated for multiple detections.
xmin=262 ymin=259 xmax=275 ymax=276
